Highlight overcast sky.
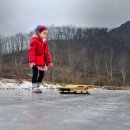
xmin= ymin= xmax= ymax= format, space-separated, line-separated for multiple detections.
xmin=0 ymin=0 xmax=130 ymax=35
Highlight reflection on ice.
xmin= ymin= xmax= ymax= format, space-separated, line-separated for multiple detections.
xmin=0 ymin=89 xmax=130 ymax=130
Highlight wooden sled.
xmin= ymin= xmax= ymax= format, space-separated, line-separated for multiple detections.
xmin=57 ymin=84 xmax=93 ymax=94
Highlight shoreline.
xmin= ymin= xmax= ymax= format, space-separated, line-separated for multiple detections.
xmin=0 ymin=78 xmax=130 ymax=90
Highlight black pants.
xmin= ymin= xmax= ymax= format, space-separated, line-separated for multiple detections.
xmin=32 ymin=66 xmax=44 ymax=83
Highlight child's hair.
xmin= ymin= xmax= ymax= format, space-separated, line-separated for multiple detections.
xmin=39 ymin=28 xmax=47 ymax=33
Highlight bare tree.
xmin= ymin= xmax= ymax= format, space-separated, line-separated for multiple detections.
xmin=119 ymin=50 xmax=128 ymax=83
xmin=105 ymin=49 xmax=114 ymax=80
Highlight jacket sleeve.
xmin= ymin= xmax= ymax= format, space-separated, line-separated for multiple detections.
xmin=28 ymin=40 xmax=36 ymax=62
xmin=45 ymin=41 xmax=52 ymax=65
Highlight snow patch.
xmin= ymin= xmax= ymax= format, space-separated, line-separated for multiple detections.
xmin=0 ymin=80 xmax=63 ymax=90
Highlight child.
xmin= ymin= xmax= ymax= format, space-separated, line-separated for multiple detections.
xmin=28 ymin=25 xmax=53 ymax=93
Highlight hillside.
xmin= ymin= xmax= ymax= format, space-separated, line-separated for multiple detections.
xmin=0 ymin=21 xmax=130 ymax=86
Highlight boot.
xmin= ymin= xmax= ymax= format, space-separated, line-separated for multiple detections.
xmin=37 ymin=82 xmax=42 ymax=89
xmin=32 ymin=83 xmax=37 ymax=90
xmin=32 ymin=83 xmax=40 ymax=93
xmin=37 ymin=82 xmax=42 ymax=92
xmin=32 ymin=83 xmax=42 ymax=93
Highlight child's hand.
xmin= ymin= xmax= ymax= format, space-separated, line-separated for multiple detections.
xmin=48 ymin=63 xmax=53 ymax=68
xmin=29 ymin=62 xmax=36 ymax=68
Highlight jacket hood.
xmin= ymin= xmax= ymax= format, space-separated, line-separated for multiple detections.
xmin=32 ymin=32 xmax=46 ymax=42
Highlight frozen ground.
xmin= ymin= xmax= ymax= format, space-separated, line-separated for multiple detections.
xmin=0 ymin=89 xmax=130 ymax=130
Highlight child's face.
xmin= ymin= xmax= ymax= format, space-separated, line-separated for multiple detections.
xmin=38 ymin=30 xmax=48 ymax=40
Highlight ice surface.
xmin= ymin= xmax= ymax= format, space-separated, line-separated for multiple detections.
xmin=0 ymin=89 xmax=130 ymax=130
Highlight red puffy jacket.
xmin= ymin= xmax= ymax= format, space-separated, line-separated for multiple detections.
xmin=28 ymin=36 xmax=52 ymax=66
